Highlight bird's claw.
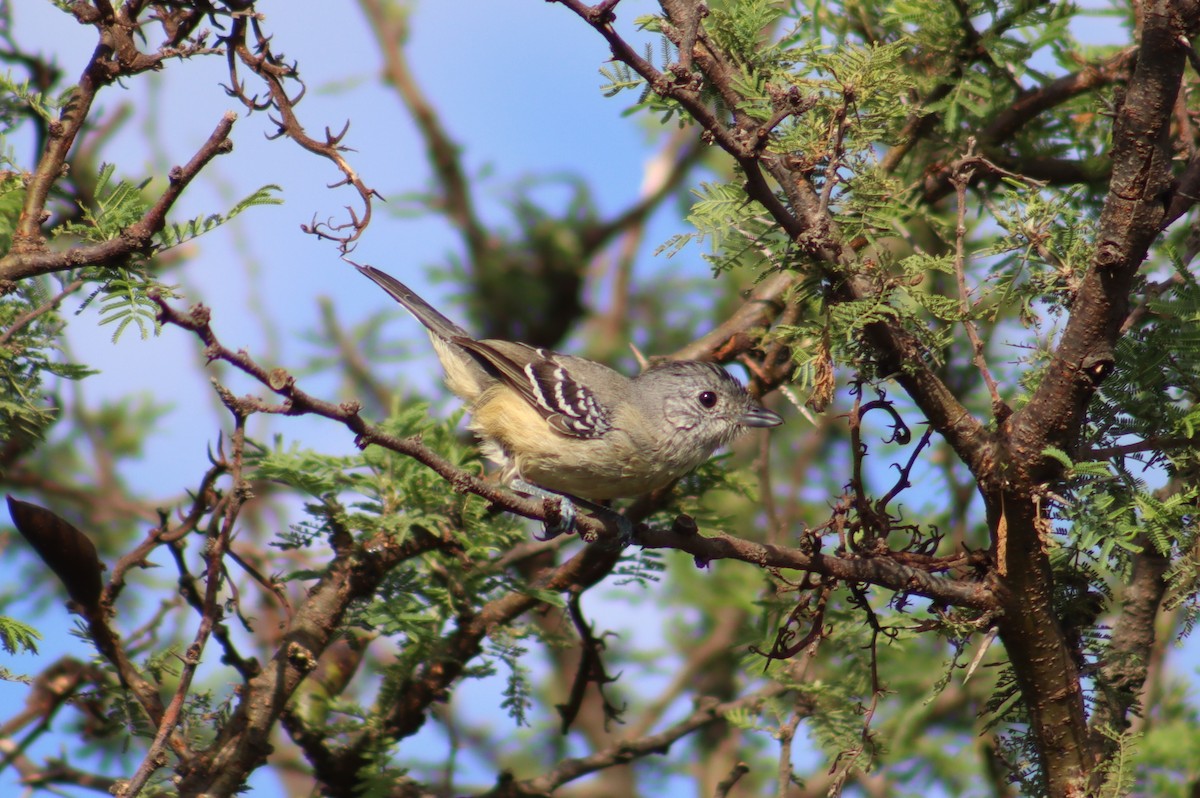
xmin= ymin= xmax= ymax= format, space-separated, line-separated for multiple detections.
xmin=511 ymin=479 xmax=632 ymax=548
xmin=537 ymin=495 xmax=577 ymax=540
xmin=605 ymin=514 xmax=634 ymax=550
xmin=513 ymin=478 xmax=577 ymax=540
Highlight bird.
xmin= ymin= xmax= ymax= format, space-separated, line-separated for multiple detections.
xmin=355 ymin=264 xmax=782 ymax=541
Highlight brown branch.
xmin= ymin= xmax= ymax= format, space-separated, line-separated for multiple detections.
xmin=151 ymin=293 xmax=628 ymax=542
xmin=177 ymin=498 xmax=460 ymax=796
xmin=975 ymin=6 xmax=1196 ymax=792
xmin=625 ymin=606 xmax=746 ymax=739
xmin=159 ymin=291 xmax=998 ymax=612
xmin=637 ymin=522 xmax=995 ymax=611
xmin=0 ymin=279 xmax=84 ymax=345
xmin=121 ymin=411 xmax=253 ymax=798
xmin=224 ymin=16 xmax=381 ymax=252
xmin=949 ymin=146 xmax=1005 ymax=416
xmin=985 ymin=47 xmax=1137 ymax=144
xmin=0 ymin=657 xmax=106 ymax=793
xmin=1088 ymin=532 xmax=1171 ymax=757
xmin=775 ymin=695 xmax=807 ymax=798
xmin=7 ymin=753 xmax=119 ymax=795
xmin=1085 ymin=434 xmax=1199 ymax=460
xmin=279 ymin=538 xmax=629 ymax=797
xmin=0 ymin=112 xmax=236 ymax=283
xmin=713 ymin=761 xmax=751 ymax=798
xmin=104 ymin=462 xmax=225 ymax=608
xmin=157 ymin=494 xmax=263 ymax=680
xmin=85 ymin=606 xmax=169 ymax=745
xmin=10 ymin=7 xmax=222 ymax=255
xmin=1165 ymin=147 xmax=1200 ymax=224
xmin=556 ymin=593 xmax=624 ymax=734
xmin=916 ymin=47 xmax=1137 ymax=202
xmin=554 ymin=0 xmax=992 ymax=480
xmin=671 ymin=271 xmax=794 ymax=363
xmin=483 ymin=683 xmax=797 ymax=798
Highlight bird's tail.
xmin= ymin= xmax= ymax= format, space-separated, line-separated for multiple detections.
xmin=354 ymin=264 xmax=469 ymax=341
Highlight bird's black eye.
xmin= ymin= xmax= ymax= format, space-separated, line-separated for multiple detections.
xmin=698 ymin=390 xmax=718 ymax=408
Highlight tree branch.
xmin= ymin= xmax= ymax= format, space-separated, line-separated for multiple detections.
xmin=554 ymin=0 xmax=992 ymax=479
xmin=10 ymin=5 xmax=221 ymax=254
xmin=986 ymin=6 xmax=1194 ymax=792
xmin=0 ymin=113 xmax=236 ymax=283
xmin=637 ymin=522 xmax=996 ymax=611
xmin=483 ymin=684 xmax=797 ymax=798
xmin=223 ymin=16 xmax=381 ymax=251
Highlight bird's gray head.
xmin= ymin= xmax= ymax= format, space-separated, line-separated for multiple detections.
xmin=636 ymin=361 xmax=782 ymax=454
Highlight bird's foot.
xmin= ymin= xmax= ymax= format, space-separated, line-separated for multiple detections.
xmin=510 ymin=479 xmax=632 ymax=548
xmin=512 ymin=478 xmax=576 ymax=540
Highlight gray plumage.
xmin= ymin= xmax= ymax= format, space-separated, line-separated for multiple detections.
xmin=356 ymin=264 xmax=782 ymax=501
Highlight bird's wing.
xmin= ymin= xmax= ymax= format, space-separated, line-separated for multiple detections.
xmin=455 ymin=338 xmax=615 ymax=439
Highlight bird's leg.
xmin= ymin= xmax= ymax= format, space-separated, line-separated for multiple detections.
xmin=511 ymin=478 xmax=577 ymax=540
xmin=509 ymin=479 xmax=632 ymax=547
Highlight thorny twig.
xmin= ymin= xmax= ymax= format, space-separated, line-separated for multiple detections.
xmin=222 ymin=14 xmax=381 ymax=251
xmin=949 ymin=140 xmax=1009 ymax=418
xmin=120 ymin=404 xmax=253 ymax=797
xmin=556 ymin=593 xmax=625 ymax=734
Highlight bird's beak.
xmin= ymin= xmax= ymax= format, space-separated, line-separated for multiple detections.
xmin=741 ymin=403 xmax=784 ymax=428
